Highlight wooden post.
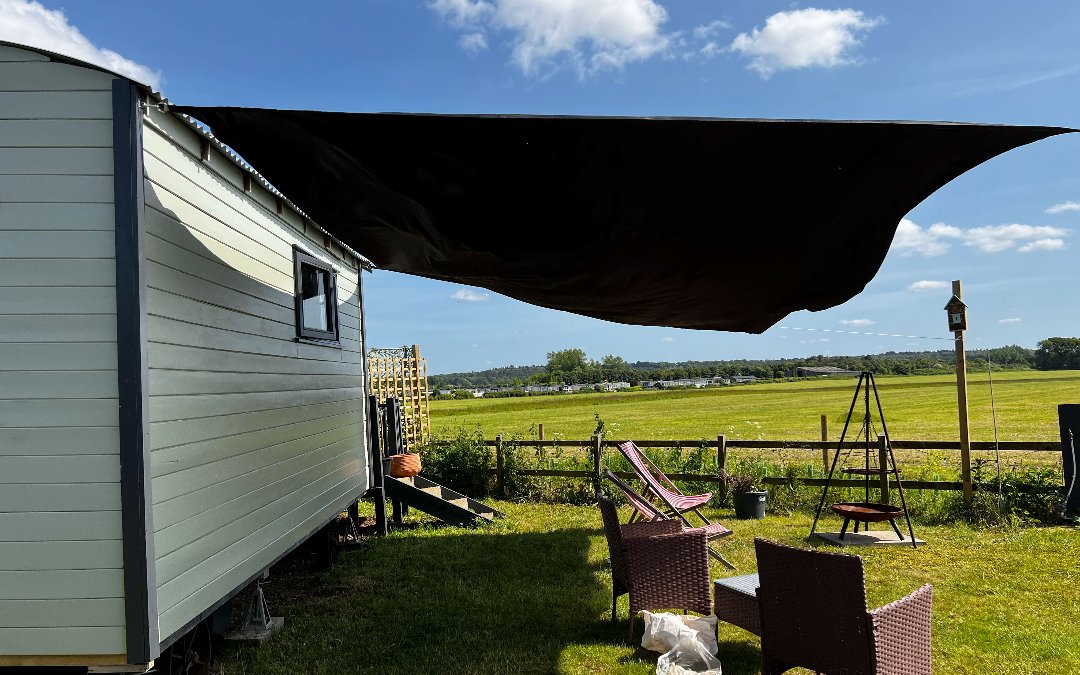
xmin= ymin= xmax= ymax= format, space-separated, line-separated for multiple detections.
xmin=717 ymin=434 xmax=727 ymax=476
xmin=877 ymin=434 xmax=890 ymax=505
xmin=953 ymin=280 xmax=973 ymax=504
xmin=495 ymin=433 xmax=504 ymax=497
xmin=593 ymin=434 xmax=603 ymax=491
xmin=538 ymin=423 xmax=545 ymax=441
xmin=820 ymin=414 xmax=829 ymax=473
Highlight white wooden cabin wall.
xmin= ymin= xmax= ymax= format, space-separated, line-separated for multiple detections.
xmin=0 ymin=45 xmax=126 ymax=658
xmin=141 ymin=106 xmax=367 ymax=641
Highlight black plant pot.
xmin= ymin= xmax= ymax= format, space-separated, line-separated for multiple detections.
xmin=733 ymin=491 xmax=767 ymax=519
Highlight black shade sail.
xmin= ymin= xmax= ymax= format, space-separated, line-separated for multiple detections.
xmin=175 ymin=108 xmax=1071 ymax=332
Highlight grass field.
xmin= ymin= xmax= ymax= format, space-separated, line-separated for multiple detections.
xmin=430 ymin=370 xmax=1080 ymax=443
xmin=217 ymin=503 xmax=1080 ymax=675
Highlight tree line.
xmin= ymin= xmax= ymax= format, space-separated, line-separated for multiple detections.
xmin=428 ymin=339 xmax=1075 ymax=389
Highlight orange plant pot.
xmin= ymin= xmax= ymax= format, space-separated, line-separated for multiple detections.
xmin=388 ymin=453 xmax=422 ymax=478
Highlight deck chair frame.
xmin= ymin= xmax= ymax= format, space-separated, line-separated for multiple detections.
xmin=616 ymin=441 xmax=717 ymax=533
xmin=606 ymin=469 xmax=736 ymax=570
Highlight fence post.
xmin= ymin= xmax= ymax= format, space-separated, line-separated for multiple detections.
xmin=717 ymin=434 xmax=727 ymax=477
xmin=538 ymin=423 xmax=544 ymax=441
xmin=820 ymin=414 xmax=829 ymax=473
xmin=878 ymin=433 xmax=890 ymax=505
xmin=593 ymin=434 xmax=603 ymax=491
xmin=495 ymin=433 xmax=504 ymax=497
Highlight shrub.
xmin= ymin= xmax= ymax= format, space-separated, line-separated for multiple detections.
xmin=419 ymin=426 xmax=492 ymax=498
xmin=941 ymin=460 xmax=1064 ymax=526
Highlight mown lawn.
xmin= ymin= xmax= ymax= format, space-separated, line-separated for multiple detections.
xmin=430 ymin=370 xmax=1080 ymax=443
xmin=216 ymin=502 xmax=1079 ymax=675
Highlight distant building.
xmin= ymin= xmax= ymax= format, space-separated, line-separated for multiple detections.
xmin=729 ymin=375 xmax=758 ymax=384
xmin=796 ymin=366 xmax=861 ymax=378
xmin=671 ymin=378 xmax=709 ymax=388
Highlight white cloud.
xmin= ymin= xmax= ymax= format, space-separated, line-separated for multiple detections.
xmin=839 ymin=319 xmax=875 ymax=327
xmin=0 ymin=0 xmax=161 ymax=87
xmin=661 ymin=336 xmax=674 ymax=342
xmin=1046 ymin=200 xmax=1080 ymax=215
xmin=459 ymin=32 xmax=489 ymax=52
xmin=906 ymin=280 xmax=949 ymax=293
xmin=962 ymin=224 xmax=1068 ymax=253
xmin=800 ymin=338 xmax=830 ymax=344
xmin=698 ymin=42 xmax=723 ymax=59
xmin=429 ymin=0 xmax=494 ymax=27
xmin=693 ymin=19 xmax=731 ymax=40
xmin=891 ymin=218 xmax=962 ymax=256
xmin=998 ymin=317 xmax=1022 ymax=324
xmin=729 ymin=8 xmax=881 ymax=78
xmin=1018 ymin=238 xmax=1067 ymax=253
xmin=451 ymin=288 xmax=490 ymax=302
xmin=431 ymin=0 xmax=732 ymax=76
xmin=892 ymin=219 xmax=1070 ymax=256
xmin=503 ymin=0 xmax=669 ymax=75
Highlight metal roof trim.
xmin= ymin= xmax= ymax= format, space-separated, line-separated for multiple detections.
xmin=163 ymin=108 xmax=373 ymax=269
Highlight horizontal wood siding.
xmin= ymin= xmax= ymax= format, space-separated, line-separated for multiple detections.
xmin=142 ymin=106 xmax=367 ymax=642
xmin=0 ymin=47 xmax=124 ymax=656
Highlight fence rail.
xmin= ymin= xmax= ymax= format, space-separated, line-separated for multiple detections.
xmin=438 ymin=434 xmax=1064 ymax=498
xmin=477 ymin=438 xmax=1059 ymax=451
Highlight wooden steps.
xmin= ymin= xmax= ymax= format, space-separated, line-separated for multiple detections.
xmin=383 ymin=475 xmax=505 ymax=527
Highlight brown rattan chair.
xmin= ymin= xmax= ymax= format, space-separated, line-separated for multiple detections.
xmin=597 ymin=494 xmax=712 ymax=642
xmin=754 ymin=538 xmax=933 ymax=675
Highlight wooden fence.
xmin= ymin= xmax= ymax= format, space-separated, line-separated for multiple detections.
xmin=475 ymin=435 xmax=1062 ymax=499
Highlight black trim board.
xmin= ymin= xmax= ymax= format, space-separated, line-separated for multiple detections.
xmin=113 ymin=78 xmax=159 ymax=664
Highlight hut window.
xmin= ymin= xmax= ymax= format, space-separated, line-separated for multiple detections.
xmin=293 ymin=248 xmax=339 ymax=343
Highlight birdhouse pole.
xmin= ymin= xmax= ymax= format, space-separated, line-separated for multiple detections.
xmin=950 ymin=280 xmax=973 ymax=504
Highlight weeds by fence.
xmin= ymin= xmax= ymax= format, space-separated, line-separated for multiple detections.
xmin=417 ymin=429 xmax=1065 ymax=525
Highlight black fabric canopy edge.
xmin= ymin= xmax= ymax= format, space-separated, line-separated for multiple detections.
xmin=174 ymin=107 xmax=1073 ymax=333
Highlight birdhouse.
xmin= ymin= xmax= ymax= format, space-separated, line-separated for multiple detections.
xmin=944 ymin=295 xmax=967 ymax=332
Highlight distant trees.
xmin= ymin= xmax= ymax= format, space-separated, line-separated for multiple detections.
xmin=1035 ymin=338 xmax=1080 ymax=370
xmin=430 ymin=344 xmax=1046 ymax=389
xmin=545 ymin=348 xmax=588 ymax=382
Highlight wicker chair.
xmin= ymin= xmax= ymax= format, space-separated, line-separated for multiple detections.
xmin=597 ymin=494 xmax=712 ymax=642
xmin=754 ymin=538 xmax=933 ymax=675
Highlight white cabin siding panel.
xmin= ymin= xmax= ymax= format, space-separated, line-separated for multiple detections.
xmin=143 ymin=105 xmax=367 ymax=644
xmin=0 ymin=90 xmax=112 ymax=120
xmin=0 ymin=49 xmax=125 ymax=656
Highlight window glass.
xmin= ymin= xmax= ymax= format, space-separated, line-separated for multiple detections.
xmin=302 ymin=266 xmax=330 ymax=331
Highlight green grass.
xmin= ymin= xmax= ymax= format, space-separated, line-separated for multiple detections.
xmin=216 ymin=503 xmax=1079 ymax=675
xmin=430 ymin=370 xmax=1080 ymax=443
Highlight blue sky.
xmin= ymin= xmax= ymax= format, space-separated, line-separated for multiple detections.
xmin=5 ymin=1 xmax=1080 ymax=373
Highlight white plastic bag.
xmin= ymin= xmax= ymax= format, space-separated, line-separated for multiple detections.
xmin=656 ymin=636 xmax=723 ymax=675
xmin=639 ymin=611 xmax=718 ymax=656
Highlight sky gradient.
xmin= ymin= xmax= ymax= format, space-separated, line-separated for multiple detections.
xmin=4 ymin=0 xmax=1079 ymax=373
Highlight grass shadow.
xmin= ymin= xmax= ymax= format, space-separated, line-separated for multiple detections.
xmin=217 ymin=525 xmax=609 ymax=674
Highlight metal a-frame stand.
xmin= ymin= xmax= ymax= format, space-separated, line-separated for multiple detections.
xmin=810 ymin=371 xmax=918 ymax=549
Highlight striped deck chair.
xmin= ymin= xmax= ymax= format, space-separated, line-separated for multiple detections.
xmin=616 ymin=440 xmax=717 ymax=530
xmin=606 ymin=469 xmax=736 ymax=570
